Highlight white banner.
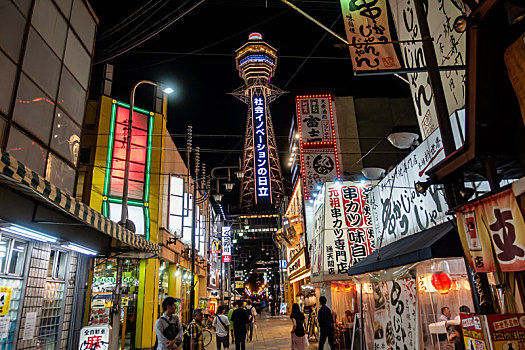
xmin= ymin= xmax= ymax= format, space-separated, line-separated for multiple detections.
xmin=303 ymin=149 xmax=339 ymax=198
xmin=390 ymin=0 xmax=466 ymax=139
xmin=340 ymin=0 xmax=401 ymax=71
xmin=222 ymin=226 xmax=231 ymax=263
xmin=373 ymin=278 xmax=418 ymax=350
xmin=78 ymin=325 xmax=110 ymax=350
xmin=368 ymin=129 xmax=449 ymax=247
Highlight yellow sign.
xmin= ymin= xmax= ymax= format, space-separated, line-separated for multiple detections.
xmin=0 ymin=287 xmax=12 ymax=315
xmin=235 ymin=281 xmax=244 ymax=289
xmin=122 ymin=296 xmax=129 ymax=307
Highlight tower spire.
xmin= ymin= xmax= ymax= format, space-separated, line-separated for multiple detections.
xmin=233 ymin=33 xmax=285 ymax=210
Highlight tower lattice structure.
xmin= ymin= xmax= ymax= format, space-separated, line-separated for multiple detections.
xmin=232 ymin=33 xmax=285 ymax=210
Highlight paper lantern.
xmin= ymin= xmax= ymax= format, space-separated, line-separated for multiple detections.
xmin=431 ymin=272 xmax=453 ymax=294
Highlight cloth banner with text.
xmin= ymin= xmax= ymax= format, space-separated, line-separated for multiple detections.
xmin=372 ymin=278 xmax=418 ymax=350
xmin=339 ymin=0 xmax=401 ymax=71
xmin=389 ymin=0 xmax=467 ymax=139
xmin=456 ymin=189 xmax=525 ymax=272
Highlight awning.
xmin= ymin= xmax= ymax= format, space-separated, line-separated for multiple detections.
xmin=0 ymin=150 xmax=159 ymax=254
xmin=348 ymin=221 xmax=463 ymax=276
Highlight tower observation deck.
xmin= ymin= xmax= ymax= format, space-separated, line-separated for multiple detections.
xmin=232 ymin=33 xmax=284 ymax=210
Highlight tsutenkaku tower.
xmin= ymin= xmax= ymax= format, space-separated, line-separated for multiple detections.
xmin=232 ymin=33 xmax=284 ymax=210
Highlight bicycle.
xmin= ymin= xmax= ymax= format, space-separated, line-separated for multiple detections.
xmin=202 ymin=327 xmax=213 ymax=348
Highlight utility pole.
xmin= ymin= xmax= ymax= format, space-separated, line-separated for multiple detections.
xmin=190 ymin=147 xmax=200 ymax=313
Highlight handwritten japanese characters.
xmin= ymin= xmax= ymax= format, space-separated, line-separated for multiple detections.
xmin=297 ymin=95 xmax=340 ymax=199
xmin=252 ymin=93 xmax=270 ymax=203
xmin=368 ymin=129 xmax=448 ymax=247
xmin=372 ymin=278 xmax=418 ymax=350
xmin=390 ymin=0 xmax=466 ymax=139
xmin=340 ymin=0 xmax=401 ymax=70
xmin=323 ymin=182 xmax=375 ymax=277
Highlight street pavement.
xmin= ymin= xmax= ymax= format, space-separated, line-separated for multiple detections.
xmin=208 ymin=315 xmax=319 ymax=350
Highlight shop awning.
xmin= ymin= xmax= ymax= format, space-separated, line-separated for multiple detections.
xmin=0 ymin=150 xmax=159 ymax=254
xmin=347 ymin=221 xmax=463 ymax=276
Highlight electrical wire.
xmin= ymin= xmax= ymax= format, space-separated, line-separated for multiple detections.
xmin=95 ymin=0 xmax=205 ymax=65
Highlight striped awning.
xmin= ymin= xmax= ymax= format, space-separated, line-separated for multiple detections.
xmin=0 ymin=150 xmax=159 ymax=254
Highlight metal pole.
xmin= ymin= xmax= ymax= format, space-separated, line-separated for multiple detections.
xmin=109 ymin=259 xmax=123 ymax=350
xmin=120 ymin=80 xmax=158 ymax=228
xmin=190 ymin=147 xmax=200 ymax=314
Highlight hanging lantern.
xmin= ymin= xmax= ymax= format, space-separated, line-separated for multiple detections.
xmin=431 ymin=272 xmax=453 ymax=294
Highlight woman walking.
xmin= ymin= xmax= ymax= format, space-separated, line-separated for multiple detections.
xmin=290 ymin=303 xmax=308 ymax=350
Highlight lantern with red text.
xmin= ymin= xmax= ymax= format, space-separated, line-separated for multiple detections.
xmin=431 ymin=272 xmax=453 ymax=294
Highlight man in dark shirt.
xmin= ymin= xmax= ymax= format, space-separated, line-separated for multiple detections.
xmin=231 ymin=300 xmax=250 ymax=350
xmin=317 ymin=296 xmax=335 ymax=350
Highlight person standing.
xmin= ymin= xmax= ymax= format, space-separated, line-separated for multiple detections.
xmin=155 ymin=297 xmax=184 ymax=350
xmin=186 ymin=309 xmax=204 ymax=350
xmin=213 ymin=305 xmax=230 ymax=350
xmin=231 ymin=300 xmax=250 ymax=350
xmin=317 ymin=296 xmax=335 ymax=350
xmin=439 ymin=307 xmax=452 ymax=341
xmin=227 ymin=306 xmax=235 ymax=343
xmin=245 ymin=300 xmax=257 ymax=341
xmin=290 ymin=303 xmax=307 ymax=350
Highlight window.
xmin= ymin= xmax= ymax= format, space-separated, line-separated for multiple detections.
xmin=47 ymin=249 xmax=68 ymax=280
xmin=168 ymin=176 xmax=184 ymax=235
xmin=50 ymin=108 xmax=80 ymax=165
xmin=6 ymin=126 xmax=48 ymax=176
xmin=0 ymin=50 xmax=17 ymax=115
xmin=38 ymin=281 xmax=65 ymax=349
xmin=31 ymin=0 xmax=67 ymax=58
xmin=57 ymin=67 xmax=87 ymax=125
xmin=22 ymin=29 xmax=61 ymax=99
xmin=0 ymin=1 xmax=26 ymax=62
xmin=108 ymin=203 xmax=146 ymax=235
xmin=70 ymin=0 xmax=96 ymax=53
xmin=54 ymin=0 xmax=72 ymax=18
xmin=63 ymin=29 xmax=90 ymax=89
xmin=45 ymin=153 xmax=76 ymax=195
xmin=0 ymin=234 xmax=27 ymax=276
xmin=12 ymin=74 xmax=55 ymax=143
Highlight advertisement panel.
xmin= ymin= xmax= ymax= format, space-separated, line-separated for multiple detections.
xmin=339 ymin=0 xmax=401 ymax=71
xmin=372 ymin=278 xmax=418 ymax=350
xmin=221 ymin=226 xmax=231 ymax=263
xmin=368 ymin=129 xmax=448 ymax=247
xmin=252 ymin=91 xmax=271 ymax=205
xmin=486 ymin=314 xmax=525 ymax=350
xmin=456 ymin=189 xmax=525 ymax=272
xmin=390 ymin=0 xmax=466 ymax=139
xmin=460 ymin=313 xmax=488 ymax=350
xmin=79 ymin=325 xmax=110 ymax=350
xmin=297 ymin=95 xmax=341 ymax=200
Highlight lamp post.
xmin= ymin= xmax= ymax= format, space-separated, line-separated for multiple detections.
xmin=111 ymin=80 xmax=172 ymax=350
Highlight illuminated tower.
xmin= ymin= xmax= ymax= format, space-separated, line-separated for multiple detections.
xmin=232 ymin=33 xmax=285 ymax=209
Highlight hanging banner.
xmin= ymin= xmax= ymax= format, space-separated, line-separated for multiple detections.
xmin=486 ymin=313 xmax=525 ymax=350
xmin=456 ymin=189 xmax=525 ymax=272
xmin=297 ymin=95 xmax=341 ymax=200
xmin=373 ymin=278 xmax=418 ymax=350
xmin=311 ymin=191 xmax=325 ymax=279
xmin=252 ymin=92 xmax=271 ymax=204
xmin=221 ymin=226 xmax=232 ymax=263
xmin=389 ymin=0 xmax=466 ymax=139
xmin=339 ymin=0 xmax=401 ymax=71
xmin=460 ymin=313 xmax=488 ymax=350
xmin=368 ymin=129 xmax=448 ymax=247
xmin=79 ymin=325 xmax=110 ymax=350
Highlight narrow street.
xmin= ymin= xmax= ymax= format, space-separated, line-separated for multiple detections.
xmin=209 ymin=316 xmax=319 ymax=350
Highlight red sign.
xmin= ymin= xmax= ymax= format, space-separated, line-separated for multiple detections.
xmin=460 ymin=313 xmax=488 ymax=350
xmin=486 ymin=313 xmax=525 ymax=350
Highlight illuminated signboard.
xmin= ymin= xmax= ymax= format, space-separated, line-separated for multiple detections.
xmin=101 ymin=100 xmax=154 ymax=238
xmin=221 ymin=226 xmax=231 ymax=263
xmin=296 ymin=95 xmax=341 ymax=199
xmin=253 ymin=92 xmax=271 ymax=204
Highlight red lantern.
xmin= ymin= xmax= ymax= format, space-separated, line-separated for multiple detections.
xmin=431 ymin=272 xmax=453 ymax=294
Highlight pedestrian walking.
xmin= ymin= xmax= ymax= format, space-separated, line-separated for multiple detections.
xmin=290 ymin=303 xmax=308 ymax=350
xmin=231 ymin=300 xmax=250 ymax=350
xmin=245 ymin=300 xmax=257 ymax=341
xmin=317 ymin=296 xmax=335 ymax=350
xmin=213 ymin=305 xmax=230 ymax=350
xmin=155 ymin=297 xmax=184 ymax=350
xmin=227 ymin=306 xmax=235 ymax=343
xmin=184 ymin=308 xmax=204 ymax=350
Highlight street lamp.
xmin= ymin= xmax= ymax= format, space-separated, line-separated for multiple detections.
xmin=119 ymin=80 xmax=173 ymax=230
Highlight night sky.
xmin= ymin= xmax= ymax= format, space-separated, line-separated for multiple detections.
xmin=88 ymin=0 xmax=411 ymax=196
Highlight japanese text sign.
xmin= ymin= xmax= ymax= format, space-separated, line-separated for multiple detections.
xmin=486 ymin=314 xmax=525 ymax=350
xmin=456 ymin=189 xmax=525 ymax=272
xmin=79 ymin=325 xmax=110 ymax=350
xmin=252 ymin=92 xmax=270 ymax=204
xmin=296 ymin=95 xmax=340 ymax=199
xmin=221 ymin=226 xmax=232 ymax=263
xmin=460 ymin=313 xmax=488 ymax=350
xmin=390 ymin=0 xmax=466 ymax=139
xmin=339 ymin=0 xmax=401 ymax=71
xmin=368 ymin=129 xmax=449 ymax=247
xmin=372 ymin=278 xmax=418 ymax=350
xmin=0 ymin=287 xmax=12 ymax=316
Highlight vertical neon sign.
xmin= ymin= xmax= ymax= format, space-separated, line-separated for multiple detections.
xmin=253 ymin=91 xmax=270 ymax=205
